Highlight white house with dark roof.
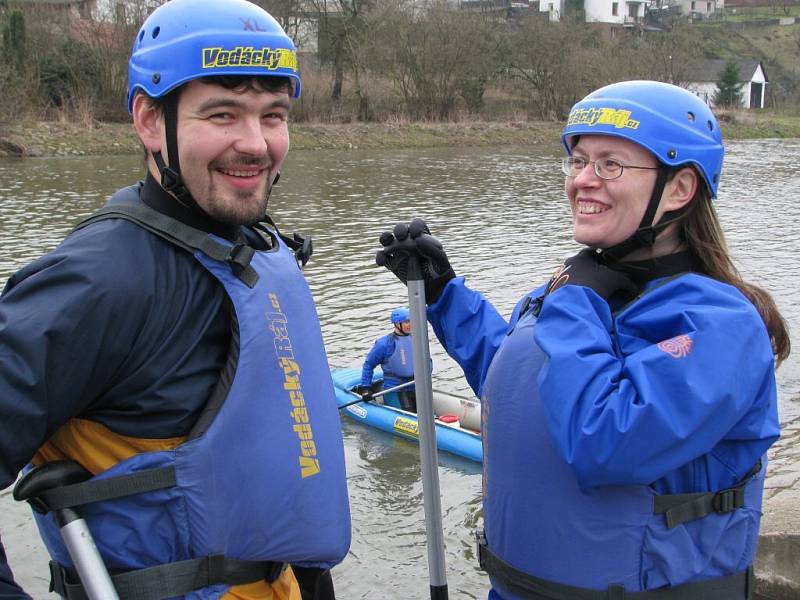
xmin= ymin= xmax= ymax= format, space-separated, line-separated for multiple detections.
xmin=684 ymin=59 xmax=768 ymax=109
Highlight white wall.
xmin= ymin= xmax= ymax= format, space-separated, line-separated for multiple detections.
xmin=539 ymin=0 xmax=563 ymax=22
xmin=686 ymin=71 xmax=767 ymax=109
xmin=584 ymin=0 xmax=648 ymax=24
xmin=676 ymin=0 xmax=726 ymax=17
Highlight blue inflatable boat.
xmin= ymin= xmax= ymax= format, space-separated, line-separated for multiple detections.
xmin=331 ymin=367 xmax=482 ymax=463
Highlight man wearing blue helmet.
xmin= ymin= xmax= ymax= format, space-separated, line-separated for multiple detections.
xmin=0 ymin=1 xmax=350 ymax=599
xmin=375 ymin=81 xmax=789 ymax=599
xmin=357 ymin=307 xmax=422 ymax=412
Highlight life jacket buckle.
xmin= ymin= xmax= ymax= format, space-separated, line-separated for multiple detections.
xmin=475 ymin=529 xmax=488 ymax=571
xmin=292 ymin=233 xmax=313 ymax=267
xmin=226 ymin=243 xmax=256 ymax=275
xmin=712 ymin=486 xmax=743 ymax=514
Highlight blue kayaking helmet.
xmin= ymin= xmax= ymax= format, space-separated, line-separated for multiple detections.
xmin=561 ymin=80 xmax=724 ymax=259
xmin=391 ymin=307 xmax=410 ymax=324
xmin=127 ymin=0 xmax=301 ymax=113
xmin=561 ymin=80 xmax=722 ymax=197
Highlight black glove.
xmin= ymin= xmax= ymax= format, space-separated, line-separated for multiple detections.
xmin=375 ymin=218 xmax=455 ymax=303
xmin=354 ymin=386 xmax=373 ymax=402
xmin=544 ymin=249 xmax=638 ymax=303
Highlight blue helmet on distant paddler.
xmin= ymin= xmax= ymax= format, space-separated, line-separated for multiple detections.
xmin=391 ymin=307 xmax=410 ymax=324
xmin=561 ymin=80 xmax=725 ymax=259
xmin=127 ymin=0 xmax=301 ymax=112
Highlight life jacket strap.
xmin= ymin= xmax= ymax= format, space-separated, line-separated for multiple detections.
xmin=49 ymin=555 xmax=288 ymax=600
xmin=476 ymin=530 xmax=753 ymax=599
xmin=74 ymin=203 xmax=260 ymax=288
xmin=653 ymin=460 xmax=762 ymax=529
xmin=32 ymin=466 xmax=176 ymax=513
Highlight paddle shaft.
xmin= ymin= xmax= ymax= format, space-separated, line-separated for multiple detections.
xmin=58 ymin=509 xmax=120 ymax=600
xmin=338 ymin=379 xmax=416 ymax=410
xmin=407 ymin=263 xmax=449 ymax=599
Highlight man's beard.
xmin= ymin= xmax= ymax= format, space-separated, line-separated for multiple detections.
xmin=203 ymin=180 xmax=271 ymax=226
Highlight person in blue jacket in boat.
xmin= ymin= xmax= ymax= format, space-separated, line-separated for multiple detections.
xmin=374 ymin=80 xmax=790 ymax=599
xmin=357 ymin=307 xmax=420 ymax=412
xmin=0 ymin=1 xmax=350 ymax=599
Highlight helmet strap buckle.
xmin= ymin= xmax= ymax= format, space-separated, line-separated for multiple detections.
xmin=160 ymin=165 xmax=181 ymax=192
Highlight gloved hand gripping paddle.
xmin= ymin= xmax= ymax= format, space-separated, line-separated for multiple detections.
xmin=376 ymin=218 xmax=455 ymax=304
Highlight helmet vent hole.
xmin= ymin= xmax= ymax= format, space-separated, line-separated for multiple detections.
xmin=687 ymin=111 xmax=695 ymax=122
xmin=151 ymin=26 xmax=160 ymax=39
xmin=152 ymin=73 xmax=161 ymax=84
xmin=138 ymin=30 xmax=144 ymax=42
xmin=667 ymin=149 xmax=677 ymax=159
xmin=707 ymin=120 xmax=714 ymax=131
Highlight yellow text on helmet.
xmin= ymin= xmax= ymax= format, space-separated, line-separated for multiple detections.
xmin=202 ymin=46 xmax=298 ymax=72
xmin=567 ymin=108 xmax=640 ymax=130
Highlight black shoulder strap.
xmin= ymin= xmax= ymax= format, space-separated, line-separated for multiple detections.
xmin=74 ymin=202 xmax=259 ymax=288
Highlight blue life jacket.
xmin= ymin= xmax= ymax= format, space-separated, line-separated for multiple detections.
xmin=32 ymin=190 xmax=350 ymax=599
xmin=478 ymin=294 xmax=765 ymax=599
xmin=382 ymin=333 xmax=414 ymax=388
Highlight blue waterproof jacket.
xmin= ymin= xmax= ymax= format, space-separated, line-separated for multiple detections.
xmin=427 ymin=273 xmax=778 ymax=597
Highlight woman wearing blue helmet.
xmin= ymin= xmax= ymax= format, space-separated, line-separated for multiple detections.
xmin=0 ymin=1 xmax=349 ymax=599
xmin=375 ymin=81 xmax=789 ymax=599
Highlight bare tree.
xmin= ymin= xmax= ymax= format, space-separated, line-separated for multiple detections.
xmin=371 ymin=0 xmax=504 ymax=119
xmin=639 ymin=23 xmax=702 ymax=86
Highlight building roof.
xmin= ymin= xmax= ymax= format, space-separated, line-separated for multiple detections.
xmin=685 ymin=59 xmax=766 ymax=83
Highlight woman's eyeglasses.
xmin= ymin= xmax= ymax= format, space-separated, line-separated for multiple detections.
xmin=561 ymin=157 xmax=659 ymax=181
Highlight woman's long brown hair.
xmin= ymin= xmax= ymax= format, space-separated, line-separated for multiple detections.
xmin=681 ymin=186 xmax=790 ymax=365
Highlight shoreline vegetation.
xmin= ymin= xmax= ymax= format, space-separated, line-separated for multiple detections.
xmin=2 ymin=111 xmax=800 ymax=158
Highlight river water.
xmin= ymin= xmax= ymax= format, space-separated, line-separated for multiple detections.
xmin=1 ymin=140 xmax=798 ymax=598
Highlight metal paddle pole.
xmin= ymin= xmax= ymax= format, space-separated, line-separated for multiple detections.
xmin=13 ymin=461 xmax=120 ymax=600
xmin=407 ymin=255 xmax=449 ymax=600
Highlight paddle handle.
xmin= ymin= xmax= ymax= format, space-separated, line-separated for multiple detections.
xmin=408 ymin=269 xmax=449 ymax=599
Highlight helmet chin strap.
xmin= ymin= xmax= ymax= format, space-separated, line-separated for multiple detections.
xmin=600 ymin=167 xmax=678 ymax=263
xmin=152 ymin=92 xmax=204 ymax=214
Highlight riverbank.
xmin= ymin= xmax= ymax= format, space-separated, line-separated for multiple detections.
xmin=2 ymin=111 xmax=800 ymax=158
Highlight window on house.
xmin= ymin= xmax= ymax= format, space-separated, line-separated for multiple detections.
xmin=612 ymin=2 xmax=618 ymax=15
xmin=629 ymin=4 xmax=639 ymax=17
xmin=691 ymin=1 xmax=696 ymax=9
